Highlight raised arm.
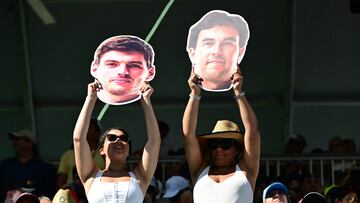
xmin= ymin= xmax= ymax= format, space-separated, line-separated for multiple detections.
xmin=133 ymin=83 xmax=161 ymax=194
xmin=73 ymin=81 xmax=100 ymax=185
xmin=232 ymin=67 xmax=261 ymax=191
xmin=182 ymin=71 xmax=207 ymax=183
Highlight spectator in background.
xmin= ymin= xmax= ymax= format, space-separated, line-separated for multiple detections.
xmin=53 ymin=166 xmax=86 ymax=203
xmin=300 ymin=174 xmax=322 ymax=198
xmin=324 ymin=184 xmax=338 ymax=203
xmin=253 ymin=176 xmax=272 ymax=203
xmin=132 ymin=120 xmax=170 ymax=158
xmin=38 ymin=196 xmax=51 ymax=203
xmin=284 ymin=134 xmax=307 ymax=154
xmin=144 ymin=176 xmax=162 ymax=203
xmin=279 ymin=174 xmax=302 ymax=203
xmin=282 ymin=134 xmax=307 ymax=186
xmin=328 ymin=137 xmax=356 ymax=183
xmin=340 ymin=164 xmax=360 ymax=193
xmin=342 ymin=139 xmax=356 ymax=153
xmin=132 ymin=120 xmax=174 ymax=186
xmin=328 ymin=136 xmax=345 ymax=154
xmin=158 ymin=121 xmax=171 ymax=158
xmin=263 ymin=182 xmax=289 ymax=203
xmin=0 ymin=130 xmax=56 ymax=202
xmin=163 ymin=176 xmax=193 ymax=203
xmin=325 ymin=185 xmax=358 ymax=203
xmin=56 ymin=118 xmax=104 ymax=189
xmin=4 ymin=189 xmax=22 ymax=203
xmin=282 ymin=134 xmax=309 ymax=199
xmin=14 ymin=193 xmax=40 ymax=203
xmin=299 ymin=192 xmax=326 ymax=203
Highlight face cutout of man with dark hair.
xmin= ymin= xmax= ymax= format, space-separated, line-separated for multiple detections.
xmin=186 ymin=10 xmax=250 ymax=92
xmin=91 ymin=35 xmax=156 ymax=105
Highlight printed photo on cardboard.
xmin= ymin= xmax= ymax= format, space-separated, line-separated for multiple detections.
xmin=90 ymin=35 xmax=156 ymax=105
xmin=186 ymin=10 xmax=249 ymax=92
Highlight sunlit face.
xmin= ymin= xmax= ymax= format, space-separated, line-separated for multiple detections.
xmin=209 ymin=139 xmax=238 ymax=167
xmin=265 ymin=190 xmax=288 ymax=203
xmin=100 ymin=129 xmax=130 ymax=161
xmin=189 ymin=25 xmax=244 ymax=89
xmin=91 ymin=50 xmax=155 ymax=100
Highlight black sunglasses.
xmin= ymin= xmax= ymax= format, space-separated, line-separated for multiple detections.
xmin=207 ymin=139 xmax=235 ymax=150
xmin=106 ymin=134 xmax=130 ymax=143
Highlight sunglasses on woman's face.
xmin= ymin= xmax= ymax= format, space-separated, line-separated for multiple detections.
xmin=106 ymin=134 xmax=130 ymax=143
xmin=208 ymin=139 xmax=235 ymax=150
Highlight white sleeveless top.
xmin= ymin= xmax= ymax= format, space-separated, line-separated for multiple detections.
xmin=193 ymin=165 xmax=253 ymax=203
xmin=87 ymin=170 xmax=144 ymax=203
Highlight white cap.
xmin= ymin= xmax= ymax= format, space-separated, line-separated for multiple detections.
xmin=9 ymin=129 xmax=37 ymax=144
xmin=163 ymin=176 xmax=190 ymax=198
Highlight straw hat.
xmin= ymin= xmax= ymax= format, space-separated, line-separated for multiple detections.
xmin=197 ymin=120 xmax=244 ymax=154
xmin=197 ymin=120 xmax=244 ymax=143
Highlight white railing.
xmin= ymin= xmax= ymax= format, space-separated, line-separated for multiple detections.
xmin=260 ymin=154 xmax=360 ymax=185
xmin=128 ymin=154 xmax=360 ymax=185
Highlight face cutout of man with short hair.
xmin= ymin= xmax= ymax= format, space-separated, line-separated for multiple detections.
xmin=91 ymin=35 xmax=156 ymax=105
xmin=186 ymin=10 xmax=249 ymax=92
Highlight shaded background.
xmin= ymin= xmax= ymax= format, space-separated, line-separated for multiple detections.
xmin=0 ymin=0 xmax=359 ymax=161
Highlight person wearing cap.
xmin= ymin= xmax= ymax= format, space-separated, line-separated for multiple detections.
xmin=299 ymin=173 xmax=322 ymax=199
xmin=263 ymin=182 xmax=289 ymax=203
xmin=0 ymin=130 xmax=56 ymax=202
xmin=284 ymin=134 xmax=307 ymax=154
xmin=14 ymin=192 xmax=40 ymax=203
xmin=326 ymin=185 xmax=358 ymax=203
xmin=182 ymin=65 xmax=260 ymax=203
xmin=299 ymin=192 xmax=326 ymax=203
xmin=73 ymin=81 xmax=160 ymax=203
xmin=163 ymin=176 xmax=193 ymax=203
xmin=144 ymin=176 xmax=161 ymax=203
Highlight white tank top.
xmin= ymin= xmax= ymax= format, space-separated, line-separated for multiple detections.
xmin=87 ymin=170 xmax=144 ymax=203
xmin=193 ymin=165 xmax=253 ymax=203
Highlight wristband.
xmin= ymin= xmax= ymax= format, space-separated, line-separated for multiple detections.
xmin=189 ymin=94 xmax=201 ymax=100
xmin=234 ymin=91 xmax=245 ymax=99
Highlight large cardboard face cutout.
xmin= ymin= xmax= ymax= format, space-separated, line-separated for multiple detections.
xmin=91 ymin=35 xmax=156 ymax=105
xmin=186 ymin=10 xmax=249 ymax=92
